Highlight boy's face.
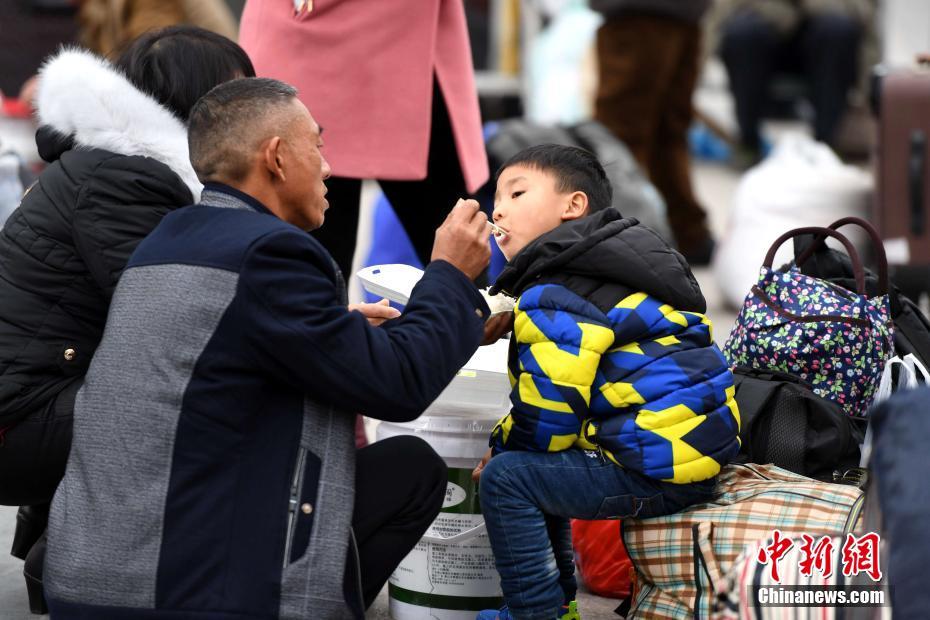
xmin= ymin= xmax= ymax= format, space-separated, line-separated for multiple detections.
xmin=492 ymin=164 xmax=588 ymax=261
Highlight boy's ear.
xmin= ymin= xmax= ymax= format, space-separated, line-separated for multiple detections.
xmin=561 ymin=191 xmax=589 ymax=221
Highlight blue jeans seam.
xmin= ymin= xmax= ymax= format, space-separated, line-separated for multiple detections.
xmin=490 ymin=457 xmax=607 ymax=617
xmin=493 ymin=466 xmax=531 ymax=613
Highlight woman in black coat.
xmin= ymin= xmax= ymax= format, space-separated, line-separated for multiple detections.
xmin=0 ymin=26 xmax=254 ymax=612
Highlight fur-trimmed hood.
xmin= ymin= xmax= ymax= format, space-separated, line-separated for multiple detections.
xmin=35 ymin=48 xmax=202 ymax=200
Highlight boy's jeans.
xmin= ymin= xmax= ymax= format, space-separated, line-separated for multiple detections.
xmin=479 ymin=449 xmax=717 ymax=620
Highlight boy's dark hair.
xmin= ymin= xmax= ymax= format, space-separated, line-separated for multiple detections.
xmin=115 ymin=25 xmax=256 ymax=122
xmin=497 ymin=144 xmax=613 ymax=213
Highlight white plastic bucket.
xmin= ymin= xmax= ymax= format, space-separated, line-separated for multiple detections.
xmin=378 ymin=411 xmax=504 ymax=620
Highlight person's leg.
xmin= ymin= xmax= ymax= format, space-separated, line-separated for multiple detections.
xmin=479 ymin=449 xmax=715 ymax=620
xmin=349 ymin=435 xmax=447 ymax=608
xmin=380 ymin=79 xmax=469 ymax=268
xmin=719 ymin=12 xmax=784 ymax=151
xmin=0 ymin=380 xmax=78 ymax=508
xmin=649 ymin=20 xmax=713 ymax=262
xmin=544 ymin=514 xmax=576 ymax=604
xmin=798 ymin=13 xmax=862 ymax=146
xmin=0 ymin=379 xmax=79 ymax=615
xmin=310 ymin=176 xmax=362 ymax=279
xmin=594 ymin=14 xmax=680 ymax=174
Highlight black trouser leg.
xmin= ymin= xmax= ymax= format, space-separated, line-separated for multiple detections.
xmin=0 ymin=379 xmax=79 ymax=507
xmin=311 ymin=176 xmax=363 ymax=279
xmin=799 ymin=14 xmax=862 ymax=146
xmin=348 ymin=435 xmax=447 ymax=608
xmin=0 ymin=380 xmax=78 ymax=615
xmin=380 ymin=80 xmax=469 ymax=268
xmin=312 ymin=79 xmax=469 ymax=276
xmin=720 ymin=12 xmax=783 ymax=150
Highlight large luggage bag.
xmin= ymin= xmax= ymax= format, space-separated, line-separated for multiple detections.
xmin=622 ymin=464 xmax=864 ymax=619
xmin=874 ymin=63 xmax=930 ymax=280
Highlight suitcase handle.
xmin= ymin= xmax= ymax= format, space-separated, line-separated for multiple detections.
xmin=764 ymin=227 xmax=866 ymax=295
xmin=794 ymin=216 xmax=890 ymax=295
xmin=909 ymin=130 xmax=926 ymax=237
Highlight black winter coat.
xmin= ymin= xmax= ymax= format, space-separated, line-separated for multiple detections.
xmin=0 ymin=49 xmax=201 ymax=425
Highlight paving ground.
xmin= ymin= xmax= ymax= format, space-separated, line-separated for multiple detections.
xmin=0 ymin=160 xmax=742 ymax=619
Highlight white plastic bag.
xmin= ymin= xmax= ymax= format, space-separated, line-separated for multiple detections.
xmin=859 ymin=353 xmax=929 ymax=466
xmin=713 ymin=133 xmax=873 ymax=308
xmin=525 ymin=0 xmax=602 ymax=125
xmin=874 ymin=353 xmax=930 ymax=403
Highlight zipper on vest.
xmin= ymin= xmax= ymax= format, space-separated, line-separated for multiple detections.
xmin=349 ymin=528 xmax=365 ymax=616
xmin=283 ymin=446 xmax=308 ymax=568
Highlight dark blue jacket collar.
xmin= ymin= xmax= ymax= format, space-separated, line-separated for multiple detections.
xmin=201 ymin=182 xmax=274 ymax=216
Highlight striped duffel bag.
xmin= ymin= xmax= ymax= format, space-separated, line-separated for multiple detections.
xmin=622 ymin=463 xmax=864 ymax=619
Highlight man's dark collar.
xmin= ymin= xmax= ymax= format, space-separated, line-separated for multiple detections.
xmin=202 ymin=182 xmax=274 ymax=216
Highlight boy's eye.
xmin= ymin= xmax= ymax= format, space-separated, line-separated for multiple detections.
xmin=511 ymin=191 xmax=525 ymax=199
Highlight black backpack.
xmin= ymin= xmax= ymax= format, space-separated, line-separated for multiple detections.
xmin=731 ymin=366 xmax=866 ymax=482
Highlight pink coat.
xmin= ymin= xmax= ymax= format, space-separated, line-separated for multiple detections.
xmin=239 ymin=0 xmax=490 ymax=193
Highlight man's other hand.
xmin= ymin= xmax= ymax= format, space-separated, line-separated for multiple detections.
xmin=481 ymin=311 xmax=513 ymax=345
xmin=430 ymin=199 xmax=491 ymax=281
xmin=348 ymin=298 xmax=401 ymax=326
xmin=472 ymin=448 xmax=493 ymax=482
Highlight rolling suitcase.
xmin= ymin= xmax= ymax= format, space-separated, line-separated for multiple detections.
xmin=874 ymin=61 xmax=930 ymax=299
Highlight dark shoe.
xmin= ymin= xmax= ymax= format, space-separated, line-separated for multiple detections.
xmin=24 ymin=533 xmax=48 ymax=615
xmin=11 ymin=504 xmax=49 ymax=561
xmin=680 ymin=237 xmax=716 ymax=267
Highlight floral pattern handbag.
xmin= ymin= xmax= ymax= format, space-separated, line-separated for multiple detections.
xmin=724 ymin=224 xmax=893 ymax=417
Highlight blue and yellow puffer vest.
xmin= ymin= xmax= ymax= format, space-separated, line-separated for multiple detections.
xmin=488 ymin=211 xmax=740 ymax=484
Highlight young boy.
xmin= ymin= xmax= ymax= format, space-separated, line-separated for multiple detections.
xmin=474 ymin=145 xmax=740 ymax=620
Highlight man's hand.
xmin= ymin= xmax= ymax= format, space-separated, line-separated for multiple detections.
xmin=472 ymin=448 xmax=493 ymax=482
xmin=431 ymin=199 xmax=491 ymax=281
xmin=481 ymin=311 xmax=514 ymax=345
xmin=348 ymin=298 xmax=401 ymax=326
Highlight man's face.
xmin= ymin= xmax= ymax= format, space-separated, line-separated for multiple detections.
xmin=492 ymin=164 xmax=575 ymax=261
xmin=279 ymin=100 xmax=331 ymax=231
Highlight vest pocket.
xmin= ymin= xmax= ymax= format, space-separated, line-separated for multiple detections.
xmin=283 ymin=447 xmax=322 ymax=565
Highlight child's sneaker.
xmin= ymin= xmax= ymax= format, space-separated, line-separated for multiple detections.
xmin=475 ymin=601 xmax=580 ymax=620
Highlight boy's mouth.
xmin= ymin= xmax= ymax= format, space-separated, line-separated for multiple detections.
xmin=488 ymin=219 xmax=509 ymax=239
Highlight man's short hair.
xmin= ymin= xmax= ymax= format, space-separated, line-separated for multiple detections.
xmin=497 ymin=144 xmax=613 ymax=213
xmin=188 ymin=77 xmax=299 ymax=183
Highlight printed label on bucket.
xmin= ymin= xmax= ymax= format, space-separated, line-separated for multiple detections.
xmin=389 ymin=468 xmax=503 ymax=611
xmin=444 ymin=481 xmax=468 ymax=509
xmin=441 ymin=467 xmax=479 ymax=514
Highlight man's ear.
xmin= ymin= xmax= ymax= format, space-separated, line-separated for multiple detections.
xmin=262 ymin=136 xmax=286 ymax=183
xmin=561 ymin=191 xmax=589 ymax=221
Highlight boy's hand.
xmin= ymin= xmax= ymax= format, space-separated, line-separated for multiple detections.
xmin=472 ymin=448 xmax=493 ymax=482
xmin=481 ymin=311 xmax=514 ymax=345
xmin=431 ymin=199 xmax=491 ymax=281
xmin=348 ymin=298 xmax=401 ymax=326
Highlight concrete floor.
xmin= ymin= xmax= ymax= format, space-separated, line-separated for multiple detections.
xmin=0 ymin=160 xmax=742 ymax=619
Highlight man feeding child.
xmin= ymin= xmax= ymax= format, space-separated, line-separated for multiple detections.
xmin=473 ymin=144 xmax=741 ymax=620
